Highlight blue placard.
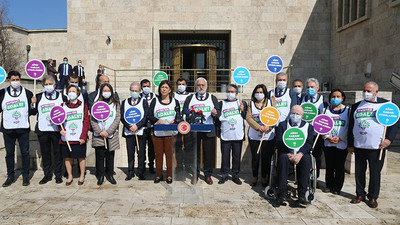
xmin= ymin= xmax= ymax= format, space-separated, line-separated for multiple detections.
xmin=0 ymin=66 xmax=7 ymax=84
xmin=124 ymin=107 xmax=142 ymax=125
xmin=376 ymin=102 xmax=400 ymax=126
xmin=266 ymin=55 xmax=284 ymax=74
xmin=233 ymin=66 xmax=250 ymax=85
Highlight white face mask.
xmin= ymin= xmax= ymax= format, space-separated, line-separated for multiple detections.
xmin=69 ymin=82 xmax=79 ymax=87
xmin=363 ymin=91 xmax=374 ymax=101
xmin=293 ymin=87 xmax=302 ymax=94
xmin=227 ymin=92 xmax=236 ymax=101
xmin=277 ymin=81 xmax=287 ymax=90
xmin=44 ymin=85 xmax=55 ymax=94
xmin=78 ymin=62 xmax=82 ymax=66
xmin=255 ymin=93 xmax=265 ymax=101
xmin=177 ymin=85 xmax=186 ymax=93
xmin=68 ymin=92 xmax=77 ymax=101
xmin=131 ymin=91 xmax=139 ymax=99
xmin=102 ymin=91 xmax=111 ymax=99
xmin=290 ymin=114 xmax=302 ymax=124
xmin=11 ymin=81 xmax=21 ymax=89
xmin=142 ymin=87 xmax=150 ymax=95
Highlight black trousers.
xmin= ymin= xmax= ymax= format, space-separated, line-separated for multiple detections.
xmin=38 ymin=132 xmax=63 ymax=178
xmin=175 ymin=132 xmax=195 ymax=169
xmin=95 ymin=146 xmax=115 ymax=177
xmin=125 ymin=134 xmax=146 ymax=176
xmin=196 ymin=132 xmax=214 ymax=177
xmin=312 ymin=135 xmax=324 ymax=178
xmin=277 ymin=153 xmax=311 ymax=196
xmin=323 ymin=146 xmax=348 ymax=192
xmin=354 ymin=148 xmax=385 ymax=199
xmin=144 ymin=129 xmax=155 ymax=168
xmin=249 ymin=139 xmax=275 ymax=178
xmin=3 ymin=132 xmax=30 ymax=178
xmin=220 ymin=140 xmax=242 ymax=179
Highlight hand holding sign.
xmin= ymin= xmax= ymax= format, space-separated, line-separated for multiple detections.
xmin=376 ymin=102 xmax=400 ymax=160
xmin=257 ymin=107 xmax=280 ymax=154
xmin=91 ymin=101 xmax=111 ymax=149
xmin=50 ymin=106 xmax=71 ymax=152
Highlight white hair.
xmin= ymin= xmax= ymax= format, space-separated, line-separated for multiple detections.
xmin=130 ymin=82 xmax=140 ymax=89
xmin=365 ymin=81 xmax=379 ymax=91
xmin=276 ymin=72 xmax=287 ymax=78
xmin=305 ymin=78 xmax=319 ymax=88
xmin=195 ymin=77 xmax=207 ymax=86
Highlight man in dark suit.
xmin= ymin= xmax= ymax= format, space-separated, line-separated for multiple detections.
xmin=275 ymin=105 xmax=314 ymax=205
xmin=88 ymin=75 xmax=119 ymax=110
xmin=348 ymin=81 xmax=399 ymax=208
xmin=73 ymin=59 xmax=85 ymax=88
xmin=57 ymin=57 xmax=73 ymax=89
xmin=292 ymin=79 xmax=304 ymax=104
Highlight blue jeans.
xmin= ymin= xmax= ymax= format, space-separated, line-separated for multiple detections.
xmin=3 ymin=132 xmax=30 ymax=178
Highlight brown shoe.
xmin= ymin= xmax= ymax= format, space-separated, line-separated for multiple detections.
xmin=322 ymin=188 xmax=331 ymax=193
xmin=205 ymin=177 xmax=213 ymax=185
xmin=351 ymin=196 xmax=365 ymax=204
xmin=261 ymin=177 xmax=268 ymax=187
xmin=250 ymin=177 xmax=257 ymax=186
xmin=368 ymin=198 xmax=378 ymax=208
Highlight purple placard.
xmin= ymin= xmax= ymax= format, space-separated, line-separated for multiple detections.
xmin=91 ymin=101 xmax=111 ymax=121
xmin=312 ymin=114 xmax=334 ymax=134
xmin=25 ymin=59 xmax=45 ymax=79
xmin=50 ymin=106 xmax=66 ymax=125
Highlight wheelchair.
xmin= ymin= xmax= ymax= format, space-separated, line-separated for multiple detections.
xmin=264 ymin=149 xmax=317 ymax=204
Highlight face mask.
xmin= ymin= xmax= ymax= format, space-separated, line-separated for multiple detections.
xmin=177 ymin=85 xmax=186 ymax=93
xmin=142 ymin=87 xmax=150 ymax=95
xmin=63 ymin=61 xmax=68 ymax=64
xmin=131 ymin=91 xmax=139 ymax=99
xmin=307 ymin=88 xmax=316 ymax=96
xmin=363 ymin=91 xmax=374 ymax=101
xmin=78 ymin=62 xmax=82 ymax=66
xmin=10 ymin=81 xmax=21 ymax=89
xmin=227 ymin=93 xmax=236 ymax=101
xmin=68 ymin=92 xmax=77 ymax=100
xmin=69 ymin=82 xmax=79 ymax=87
xmin=330 ymin=98 xmax=342 ymax=106
xmin=255 ymin=93 xmax=265 ymax=101
xmin=102 ymin=91 xmax=111 ymax=99
xmin=44 ymin=85 xmax=55 ymax=94
xmin=290 ymin=114 xmax=302 ymax=124
xmin=293 ymin=87 xmax=302 ymax=94
xmin=277 ymin=81 xmax=287 ymax=90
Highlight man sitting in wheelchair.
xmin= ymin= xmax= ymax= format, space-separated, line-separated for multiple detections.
xmin=275 ymin=105 xmax=314 ymax=205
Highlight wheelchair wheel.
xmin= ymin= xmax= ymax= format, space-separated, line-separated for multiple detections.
xmin=265 ymin=150 xmax=278 ymax=200
xmin=264 ymin=186 xmax=277 ymax=200
xmin=307 ymin=156 xmax=317 ymax=204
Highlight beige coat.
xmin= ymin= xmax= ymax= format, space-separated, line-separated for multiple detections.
xmin=90 ymin=102 xmax=121 ymax=151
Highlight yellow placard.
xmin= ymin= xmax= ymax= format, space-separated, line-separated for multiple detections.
xmin=260 ymin=107 xmax=280 ymax=126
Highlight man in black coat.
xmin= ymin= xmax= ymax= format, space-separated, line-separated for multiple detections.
xmin=57 ymin=57 xmax=73 ymax=89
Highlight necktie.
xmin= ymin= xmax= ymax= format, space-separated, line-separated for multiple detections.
xmin=200 ymin=95 xmax=203 ymax=100
xmin=79 ymin=67 xmax=82 ymax=76
xmin=278 ymin=90 xmax=282 ymax=96
xmin=64 ymin=64 xmax=67 ymax=75
xmin=12 ymin=89 xmax=17 ymax=97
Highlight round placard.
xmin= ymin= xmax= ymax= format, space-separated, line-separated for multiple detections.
xmin=233 ymin=66 xmax=251 ymax=86
xmin=25 ymin=59 xmax=45 ymax=79
xmin=312 ymin=114 xmax=334 ymax=134
xmin=301 ymin=103 xmax=318 ymax=122
xmin=266 ymin=55 xmax=284 ymax=74
xmin=124 ymin=107 xmax=142 ymax=125
xmin=376 ymin=102 xmax=400 ymax=126
xmin=178 ymin=121 xmax=191 ymax=134
xmin=260 ymin=107 xmax=280 ymax=126
xmin=91 ymin=101 xmax=111 ymax=121
xmin=0 ymin=66 xmax=7 ymax=85
xmin=153 ymin=71 xmax=168 ymax=86
xmin=283 ymin=127 xmax=306 ymax=150
xmin=50 ymin=106 xmax=66 ymax=125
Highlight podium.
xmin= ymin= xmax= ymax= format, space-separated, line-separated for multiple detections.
xmin=153 ymin=124 xmax=214 ymax=203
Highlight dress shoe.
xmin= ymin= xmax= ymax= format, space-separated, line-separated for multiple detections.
xmin=218 ymin=177 xmax=228 ymax=184
xmin=368 ymin=198 xmax=378 ymax=208
xmin=78 ymin=180 xmax=84 ymax=185
xmin=39 ymin=176 xmax=52 ymax=185
xmin=2 ymin=177 xmax=16 ymax=187
xmin=65 ymin=179 xmax=73 ymax=186
xmin=55 ymin=176 xmax=63 ymax=184
xmin=138 ymin=174 xmax=145 ymax=180
xmin=332 ymin=190 xmax=340 ymax=195
xmin=125 ymin=174 xmax=134 ymax=181
xmin=166 ymin=177 xmax=173 ymax=184
xmin=250 ymin=177 xmax=257 ymax=186
xmin=261 ymin=177 xmax=268 ymax=187
xmin=97 ymin=176 xmax=104 ymax=185
xmin=205 ymin=177 xmax=213 ymax=185
xmin=232 ymin=177 xmax=242 ymax=185
xmin=22 ymin=177 xmax=30 ymax=186
xmin=298 ymin=196 xmax=310 ymax=205
xmin=351 ymin=196 xmax=365 ymax=204
xmin=191 ymin=177 xmax=198 ymax=185
xmin=149 ymin=166 xmax=155 ymax=174
xmin=322 ymin=187 xmax=331 ymax=193
xmin=106 ymin=175 xmax=117 ymax=185
xmin=278 ymin=193 xmax=288 ymax=205
xmin=154 ymin=176 xmax=163 ymax=183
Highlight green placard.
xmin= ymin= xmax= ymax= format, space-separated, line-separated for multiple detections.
xmin=153 ymin=71 xmax=168 ymax=86
xmin=301 ymin=103 xmax=318 ymax=122
xmin=283 ymin=127 xmax=306 ymax=149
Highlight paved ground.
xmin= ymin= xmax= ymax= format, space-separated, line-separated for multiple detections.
xmin=0 ymin=148 xmax=400 ymax=225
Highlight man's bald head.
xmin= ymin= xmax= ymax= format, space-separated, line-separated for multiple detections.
xmin=99 ymin=75 xmax=110 ymax=86
xmin=291 ymin=105 xmax=304 ymax=116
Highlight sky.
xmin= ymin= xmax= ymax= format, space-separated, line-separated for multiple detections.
xmin=5 ymin=0 xmax=67 ymax=29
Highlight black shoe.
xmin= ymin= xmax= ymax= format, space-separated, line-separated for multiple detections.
xmin=322 ymin=187 xmax=331 ymax=193
xmin=39 ymin=176 xmax=52 ymax=185
xmin=191 ymin=177 xmax=198 ymax=185
xmin=298 ymin=196 xmax=310 ymax=205
xmin=166 ymin=177 xmax=172 ymax=184
xmin=278 ymin=192 xmax=288 ymax=205
xmin=125 ymin=174 xmax=134 ymax=181
xmin=149 ymin=166 xmax=155 ymax=174
xmin=154 ymin=176 xmax=163 ymax=183
xmin=97 ymin=176 xmax=104 ymax=185
xmin=66 ymin=179 xmax=73 ymax=186
xmin=232 ymin=177 xmax=242 ymax=185
xmin=78 ymin=180 xmax=84 ymax=185
xmin=218 ymin=177 xmax=227 ymax=184
xmin=106 ymin=175 xmax=117 ymax=185
xmin=55 ymin=176 xmax=63 ymax=184
xmin=2 ymin=177 xmax=16 ymax=187
xmin=138 ymin=174 xmax=145 ymax=180
xmin=23 ymin=177 xmax=30 ymax=186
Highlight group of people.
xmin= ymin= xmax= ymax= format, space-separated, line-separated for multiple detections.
xmin=0 ymin=68 xmax=397 ymax=208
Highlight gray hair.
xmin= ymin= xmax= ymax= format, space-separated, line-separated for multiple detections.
xmin=365 ymin=81 xmax=379 ymax=91
xmin=130 ymin=82 xmax=140 ymax=89
xmin=226 ymin=84 xmax=239 ymax=93
xmin=42 ymin=75 xmax=56 ymax=86
xmin=291 ymin=105 xmax=304 ymax=115
xmin=305 ymin=78 xmax=320 ymax=88
xmin=195 ymin=77 xmax=207 ymax=86
xmin=276 ymin=72 xmax=287 ymax=78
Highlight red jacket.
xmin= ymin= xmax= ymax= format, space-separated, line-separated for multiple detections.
xmin=58 ymin=100 xmax=90 ymax=145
